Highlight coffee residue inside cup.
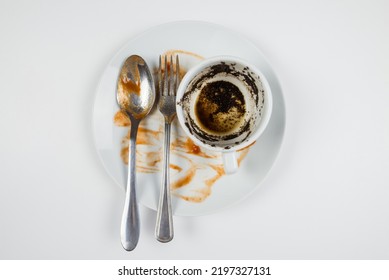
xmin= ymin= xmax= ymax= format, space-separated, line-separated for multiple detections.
xmin=195 ymin=80 xmax=246 ymax=134
xmin=179 ymin=61 xmax=264 ymax=146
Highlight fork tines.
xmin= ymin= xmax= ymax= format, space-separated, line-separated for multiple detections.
xmin=158 ymin=55 xmax=180 ymax=97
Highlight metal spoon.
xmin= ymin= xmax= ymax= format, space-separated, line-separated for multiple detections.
xmin=116 ymin=55 xmax=155 ymax=251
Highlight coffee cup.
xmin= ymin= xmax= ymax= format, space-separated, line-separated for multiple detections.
xmin=176 ymin=56 xmax=272 ymax=174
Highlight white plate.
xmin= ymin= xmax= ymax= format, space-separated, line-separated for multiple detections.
xmin=93 ymin=21 xmax=285 ymax=216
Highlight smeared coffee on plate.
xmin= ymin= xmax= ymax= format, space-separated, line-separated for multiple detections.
xmin=114 ymin=50 xmax=253 ymax=203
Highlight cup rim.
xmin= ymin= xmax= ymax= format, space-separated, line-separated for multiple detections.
xmin=176 ymin=55 xmax=273 ymax=152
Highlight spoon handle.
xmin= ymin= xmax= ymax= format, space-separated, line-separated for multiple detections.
xmin=155 ymin=122 xmax=174 ymax=242
xmin=121 ymin=119 xmax=140 ymax=251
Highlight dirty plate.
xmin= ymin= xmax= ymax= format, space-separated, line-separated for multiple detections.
xmin=92 ymin=21 xmax=285 ymax=216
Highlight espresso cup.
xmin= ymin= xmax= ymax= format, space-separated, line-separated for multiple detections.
xmin=176 ymin=56 xmax=272 ymax=174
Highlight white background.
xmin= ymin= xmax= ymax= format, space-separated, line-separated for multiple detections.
xmin=0 ymin=0 xmax=388 ymax=259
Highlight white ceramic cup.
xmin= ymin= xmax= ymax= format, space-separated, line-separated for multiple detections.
xmin=176 ymin=56 xmax=272 ymax=174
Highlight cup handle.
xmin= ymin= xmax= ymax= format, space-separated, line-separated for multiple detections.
xmin=222 ymin=151 xmax=238 ymax=174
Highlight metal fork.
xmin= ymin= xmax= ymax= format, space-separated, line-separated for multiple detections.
xmin=155 ymin=55 xmax=180 ymax=242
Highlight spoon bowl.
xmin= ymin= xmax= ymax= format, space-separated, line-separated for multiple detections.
xmin=117 ymin=55 xmax=155 ymax=119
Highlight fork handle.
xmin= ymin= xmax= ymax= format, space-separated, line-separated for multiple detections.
xmin=155 ymin=122 xmax=174 ymax=242
xmin=121 ymin=119 xmax=140 ymax=251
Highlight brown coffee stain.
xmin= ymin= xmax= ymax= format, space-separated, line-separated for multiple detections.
xmin=237 ymin=146 xmax=251 ymax=164
xmin=119 ymin=120 xmax=163 ymax=165
xmin=176 ymin=146 xmax=254 ymax=203
xmin=170 ymin=164 xmax=183 ymax=172
xmin=114 ymin=49 xmax=253 ymax=203
xmin=171 ymin=137 xmax=216 ymax=159
xmin=117 ymin=114 xmax=252 ymax=202
xmin=171 ymin=165 xmax=197 ymax=190
xmin=178 ymin=188 xmax=211 ymax=203
xmin=237 ymin=141 xmax=256 ymax=152
xmin=120 ymin=146 xmax=129 ymax=165
xmin=185 ymin=138 xmax=201 ymax=154
xmin=137 ymin=127 xmax=161 ymax=145
xmin=121 ymin=77 xmax=141 ymax=95
xmin=137 ymin=166 xmax=160 ymax=173
xmin=163 ymin=49 xmax=205 ymax=61
xmin=117 ymin=69 xmax=141 ymax=109
xmin=146 ymin=151 xmax=161 ymax=167
xmin=114 ymin=110 xmax=131 ymax=127
xmin=205 ymin=164 xmax=225 ymax=187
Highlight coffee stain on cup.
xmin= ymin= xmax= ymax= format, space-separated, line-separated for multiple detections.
xmin=113 ymin=50 xmax=253 ymax=203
